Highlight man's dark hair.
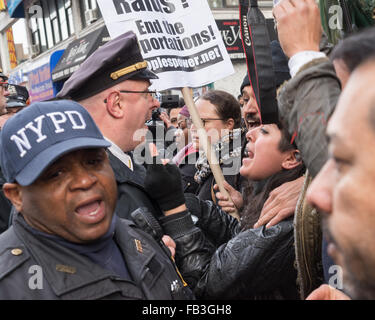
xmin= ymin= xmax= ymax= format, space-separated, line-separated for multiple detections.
xmin=199 ymin=90 xmax=242 ymax=128
xmin=330 ymin=26 xmax=375 ymax=72
xmin=178 ymin=97 xmax=185 ymax=108
xmin=167 ymin=107 xmax=180 ymax=117
xmin=277 ymin=120 xmax=297 ymax=153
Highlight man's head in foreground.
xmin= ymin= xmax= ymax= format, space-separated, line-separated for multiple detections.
xmin=1 ymin=100 xmax=117 ymax=244
xmin=307 ymin=57 xmax=375 ymax=299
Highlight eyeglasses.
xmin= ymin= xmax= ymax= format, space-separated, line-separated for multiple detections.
xmin=0 ymin=82 xmax=9 ymax=91
xmin=119 ymin=90 xmax=158 ymax=99
xmin=186 ymin=118 xmax=224 ymax=128
xmin=104 ymin=89 xmax=158 ymax=103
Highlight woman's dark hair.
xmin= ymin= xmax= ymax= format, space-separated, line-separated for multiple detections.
xmin=240 ymin=124 xmax=305 ymax=230
xmin=199 ymin=90 xmax=242 ymax=128
xmin=277 ymin=121 xmax=297 ymax=153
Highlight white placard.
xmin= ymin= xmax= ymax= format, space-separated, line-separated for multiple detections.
xmin=97 ymin=0 xmax=234 ymax=91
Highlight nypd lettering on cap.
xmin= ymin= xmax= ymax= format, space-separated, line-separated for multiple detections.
xmin=0 ymin=100 xmax=110 ymax=186
xmin=11 ymin=110 xmax=87 ymax=158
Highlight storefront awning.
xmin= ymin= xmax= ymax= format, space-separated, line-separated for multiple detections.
xmin=52 ymin=26 xmax=110 ymax=82
xmin=7 ymin=0 xmax=25 ymax=18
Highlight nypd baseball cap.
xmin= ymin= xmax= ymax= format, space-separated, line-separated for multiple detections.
xmin=0 ymin=100 xmax=110 ymax=186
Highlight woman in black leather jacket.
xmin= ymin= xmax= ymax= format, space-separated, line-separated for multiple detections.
xmin=157 ymin=122 xmax=305 ymax=300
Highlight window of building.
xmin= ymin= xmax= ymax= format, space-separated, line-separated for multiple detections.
xmin=41 ymin=0 xmax=54 ymax=49
xmin=66 ymin=0 xmax=74 ymax=36
xmin=29 ymin=0 xmax=74 ymax=55
xmin=79 ymin=0 xmax=102 ymax=28
xmin=57 ymin=0 xmax=69 ymax=40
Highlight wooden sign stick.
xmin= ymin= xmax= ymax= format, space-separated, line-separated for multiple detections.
xmin=181 ymin=87 xmax=240 ymax=221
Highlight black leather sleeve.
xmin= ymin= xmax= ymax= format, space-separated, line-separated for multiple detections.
xmin=184 ymin=193 xmax=242 ymax=247
xmin=159 ymin=211 xmax=216 ymax=290
xmin=193 ymin=218 xmax=296 ymax=299
xmin=162 ymin=195 xmax=296 ymax=299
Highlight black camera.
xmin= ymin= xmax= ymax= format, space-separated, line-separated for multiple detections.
xmin=151 ymin=108 xmax=162 ymax=121
xmin=148 ymin=94 xmax=181 ymax=127
xmin=150 ymin=94 xmax=181 ymax=120
xmin=160 ymin=95 xmax=180 ymax=109
xmin=145 ymin=95 xmax=183 ymax=159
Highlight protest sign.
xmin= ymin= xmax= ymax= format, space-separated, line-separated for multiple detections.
xmin=97 ymin=0 xmax=234 ymax=91
xmin=98 ymin=0 xmax=239 ymax=220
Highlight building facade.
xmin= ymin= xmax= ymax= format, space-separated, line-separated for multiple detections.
xmin=0 ymin=0 xmax=275 ymax=101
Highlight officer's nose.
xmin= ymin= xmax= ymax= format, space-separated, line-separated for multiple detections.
xmin=151 ymin=95 xmax=160 ymax=110
xmin=69 ymin=164 xmax=98 ymax=191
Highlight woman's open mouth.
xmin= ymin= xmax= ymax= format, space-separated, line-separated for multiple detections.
xmin=243 ymin=146 xmax=254 ymax=159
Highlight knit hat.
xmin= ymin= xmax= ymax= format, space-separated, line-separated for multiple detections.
xmin=179 ymin=105 xmax=190 ymax=118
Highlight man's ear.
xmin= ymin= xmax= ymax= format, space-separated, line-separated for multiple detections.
xmin=3 ymin=183 xmax=23 ymax=212
xmin=282 ymin=150 xmax=302 ymax=170
xmin=105 ymin=91 xmax=124 ymax=119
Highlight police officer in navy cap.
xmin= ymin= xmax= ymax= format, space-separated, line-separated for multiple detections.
xmin=0 ymin=71 xmax=11 ymax=234
xmin=0 ymin=69 xmax=9 ymax=116
xmin=6 ymin=84 xmax=29 ymax=109
xmin=58 ymin=30 xmax=163 ymax=221
xmin=0 ymin=85 xmax=29 ymax=233
xmin=0 ymin=100 xmax=194 ymax=299
xmin=0 ymin=84 xmax=30 ymax=129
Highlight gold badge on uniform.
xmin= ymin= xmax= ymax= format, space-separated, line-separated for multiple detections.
xmin=135 ymin=239 xmax=143 ymax=253
xmin=56 ymin=264 xmax=76 ymax=274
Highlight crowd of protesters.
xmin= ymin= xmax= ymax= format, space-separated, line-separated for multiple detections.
xmin=0 ymin=0 xmax=374 ymax=301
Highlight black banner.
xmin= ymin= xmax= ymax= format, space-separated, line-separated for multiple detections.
xmin=52 ymin=26 xmax=110 ymax=82
xmin=216 ymin=20 xmax=244 ymax=60
xmin=217 ymin=18 xmax=277 ymax=61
